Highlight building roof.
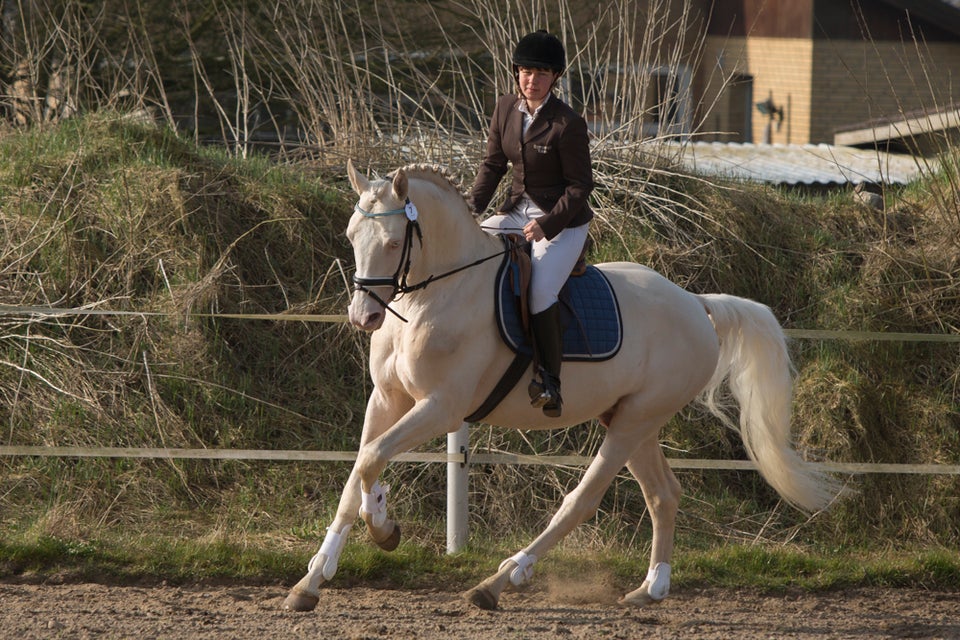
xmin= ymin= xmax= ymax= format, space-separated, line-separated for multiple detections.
xmin=663 ymin=142 xmax=923 ymax=186
xmin=878 ymin=0 xmax=960 ymax=35
xmin=834 ymin=104 xmax=960 ymax=155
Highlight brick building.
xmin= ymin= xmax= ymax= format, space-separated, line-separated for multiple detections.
xmin=695 ymin=0 xmax=960 ymax=149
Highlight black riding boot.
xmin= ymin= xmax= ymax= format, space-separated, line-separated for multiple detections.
xmin=528 ymin=303 xmax=563 ymax=417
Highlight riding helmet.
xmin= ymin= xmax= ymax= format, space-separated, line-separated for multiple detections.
xmin=512 ymin=30 xmax=565 ymax=73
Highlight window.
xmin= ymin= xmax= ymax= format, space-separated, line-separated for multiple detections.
xmin=579 ymin=64 xmax=692 ymax=139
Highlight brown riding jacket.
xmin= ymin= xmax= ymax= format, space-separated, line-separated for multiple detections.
xmin=469 ymin=94 xmax=594 ymax=241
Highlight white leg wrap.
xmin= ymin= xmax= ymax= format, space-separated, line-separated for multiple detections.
xmin=499 ymin=551 xmax=537 ymax=586
xmin=645 ymin=562 xmax=671 ymax=600
xmin=307 ymin=524 xmax=351 ymax=581
xmin=359 ymin=480 xmax=390 ymax=529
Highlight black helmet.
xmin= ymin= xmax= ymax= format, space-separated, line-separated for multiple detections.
xmin=512 ymin=30 xmax=565 ymax=73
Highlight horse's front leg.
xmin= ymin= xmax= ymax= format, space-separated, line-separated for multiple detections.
xmin=283 ymin=388 xmax=411 ymax=612
xmin=354 ymin=395 xmax=463 ymax=544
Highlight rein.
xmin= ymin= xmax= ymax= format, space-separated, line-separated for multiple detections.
xmin=352 ymin=200 xmax=520 ymax=323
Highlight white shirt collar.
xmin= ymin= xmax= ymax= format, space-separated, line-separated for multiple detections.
xmin=518 ymin=93 xmax=551 ymax=137
xmin=517 ymin=92 xmax=552 ymax=118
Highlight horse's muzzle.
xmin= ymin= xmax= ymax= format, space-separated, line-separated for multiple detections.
xmin=348 ymin=291 xmax=386 ymax=331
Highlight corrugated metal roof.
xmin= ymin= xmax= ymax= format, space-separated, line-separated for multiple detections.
xmin=663 ymin=142 xmax=924 ymax=186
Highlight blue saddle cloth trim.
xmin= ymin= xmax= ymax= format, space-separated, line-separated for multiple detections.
xmin=495 ymin=260 xmax=623 ymax=362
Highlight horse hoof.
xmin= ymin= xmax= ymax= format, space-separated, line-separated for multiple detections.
xmin=465 ymin=587 xmax=499 ymax=610
xmin=282 ymin=589 xmax=320 ymax=612
xmin=618 ymin=588 xmax=661 ymax=608
xmin=374 ymin=523 xmax=401 ymax=551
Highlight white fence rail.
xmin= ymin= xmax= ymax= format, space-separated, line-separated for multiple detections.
xmin=3 ymin=442 xmax=959 ymax=474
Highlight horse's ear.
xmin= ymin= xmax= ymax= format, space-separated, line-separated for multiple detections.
xmin=347 ymin=159 xmax=369 ymax=196
xmin=392 ymin=168 xmax=408 ymax=201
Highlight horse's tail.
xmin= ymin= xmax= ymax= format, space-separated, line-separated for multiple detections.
xmin=697 ymin=293 xmax=843 ymax=513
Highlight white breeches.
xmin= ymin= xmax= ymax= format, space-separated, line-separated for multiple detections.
xmin=482 ymin=202 xmax=589 ymax=314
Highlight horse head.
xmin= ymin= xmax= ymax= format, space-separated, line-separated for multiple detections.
xmin=345 ymin=159 xmax=416 ymax=331
xmin=344 ymin=159 xmax=495 ymax=331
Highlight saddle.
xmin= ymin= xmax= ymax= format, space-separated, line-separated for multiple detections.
xmin=464 ymin=235 xmax=622 ymax=422
xmin=504 ymin=233 xmax=591 ymax=337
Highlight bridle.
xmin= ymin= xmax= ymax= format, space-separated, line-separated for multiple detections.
xmin=351 ymin=199 xmax=423 ymax=322
xmin=351 ymin=198 xmax=518 ymax=323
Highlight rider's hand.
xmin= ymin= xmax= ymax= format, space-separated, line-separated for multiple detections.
xmin=523 ymin=220 xmax=545 ymax=242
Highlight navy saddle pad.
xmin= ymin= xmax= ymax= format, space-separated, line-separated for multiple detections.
xmin=495 ymin=259 xmax=623 ymax=362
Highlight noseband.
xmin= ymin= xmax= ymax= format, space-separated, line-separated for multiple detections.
xmin=351 ymin=198 xmax=516 ymax=323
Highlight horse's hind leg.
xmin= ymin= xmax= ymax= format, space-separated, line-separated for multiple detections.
xmin=465 ymin=411 xmax=671 ymax=610
xmin=619 ymin=442 xmax=682 ymax=606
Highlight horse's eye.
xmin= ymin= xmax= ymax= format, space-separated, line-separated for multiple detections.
xmin=389 ymin=239 xmax=402 ymax=249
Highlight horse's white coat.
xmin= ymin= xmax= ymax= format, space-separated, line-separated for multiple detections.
xmin=282 ymin=161 xmax=842 ymax=612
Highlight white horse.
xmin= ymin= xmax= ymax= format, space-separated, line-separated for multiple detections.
xmin=282 ymin=161 xmax=841 ymax=612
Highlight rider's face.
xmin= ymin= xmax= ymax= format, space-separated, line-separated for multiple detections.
xmin=517 ymin=67 xmax=559 ymax=107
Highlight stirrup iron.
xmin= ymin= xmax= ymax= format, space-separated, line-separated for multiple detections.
xmin=527 ymin=371 xmax=562 ymax=417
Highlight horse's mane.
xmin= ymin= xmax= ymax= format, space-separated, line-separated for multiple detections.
xmin=391 ymin=163 xmax=470 ymax=208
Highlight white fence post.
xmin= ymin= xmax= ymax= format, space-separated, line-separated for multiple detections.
xmin=446 ymin=422 xmax=470 ymax=553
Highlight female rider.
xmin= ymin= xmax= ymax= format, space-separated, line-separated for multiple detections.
xmin=469 ymin=30 xmax=594 ymax=418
